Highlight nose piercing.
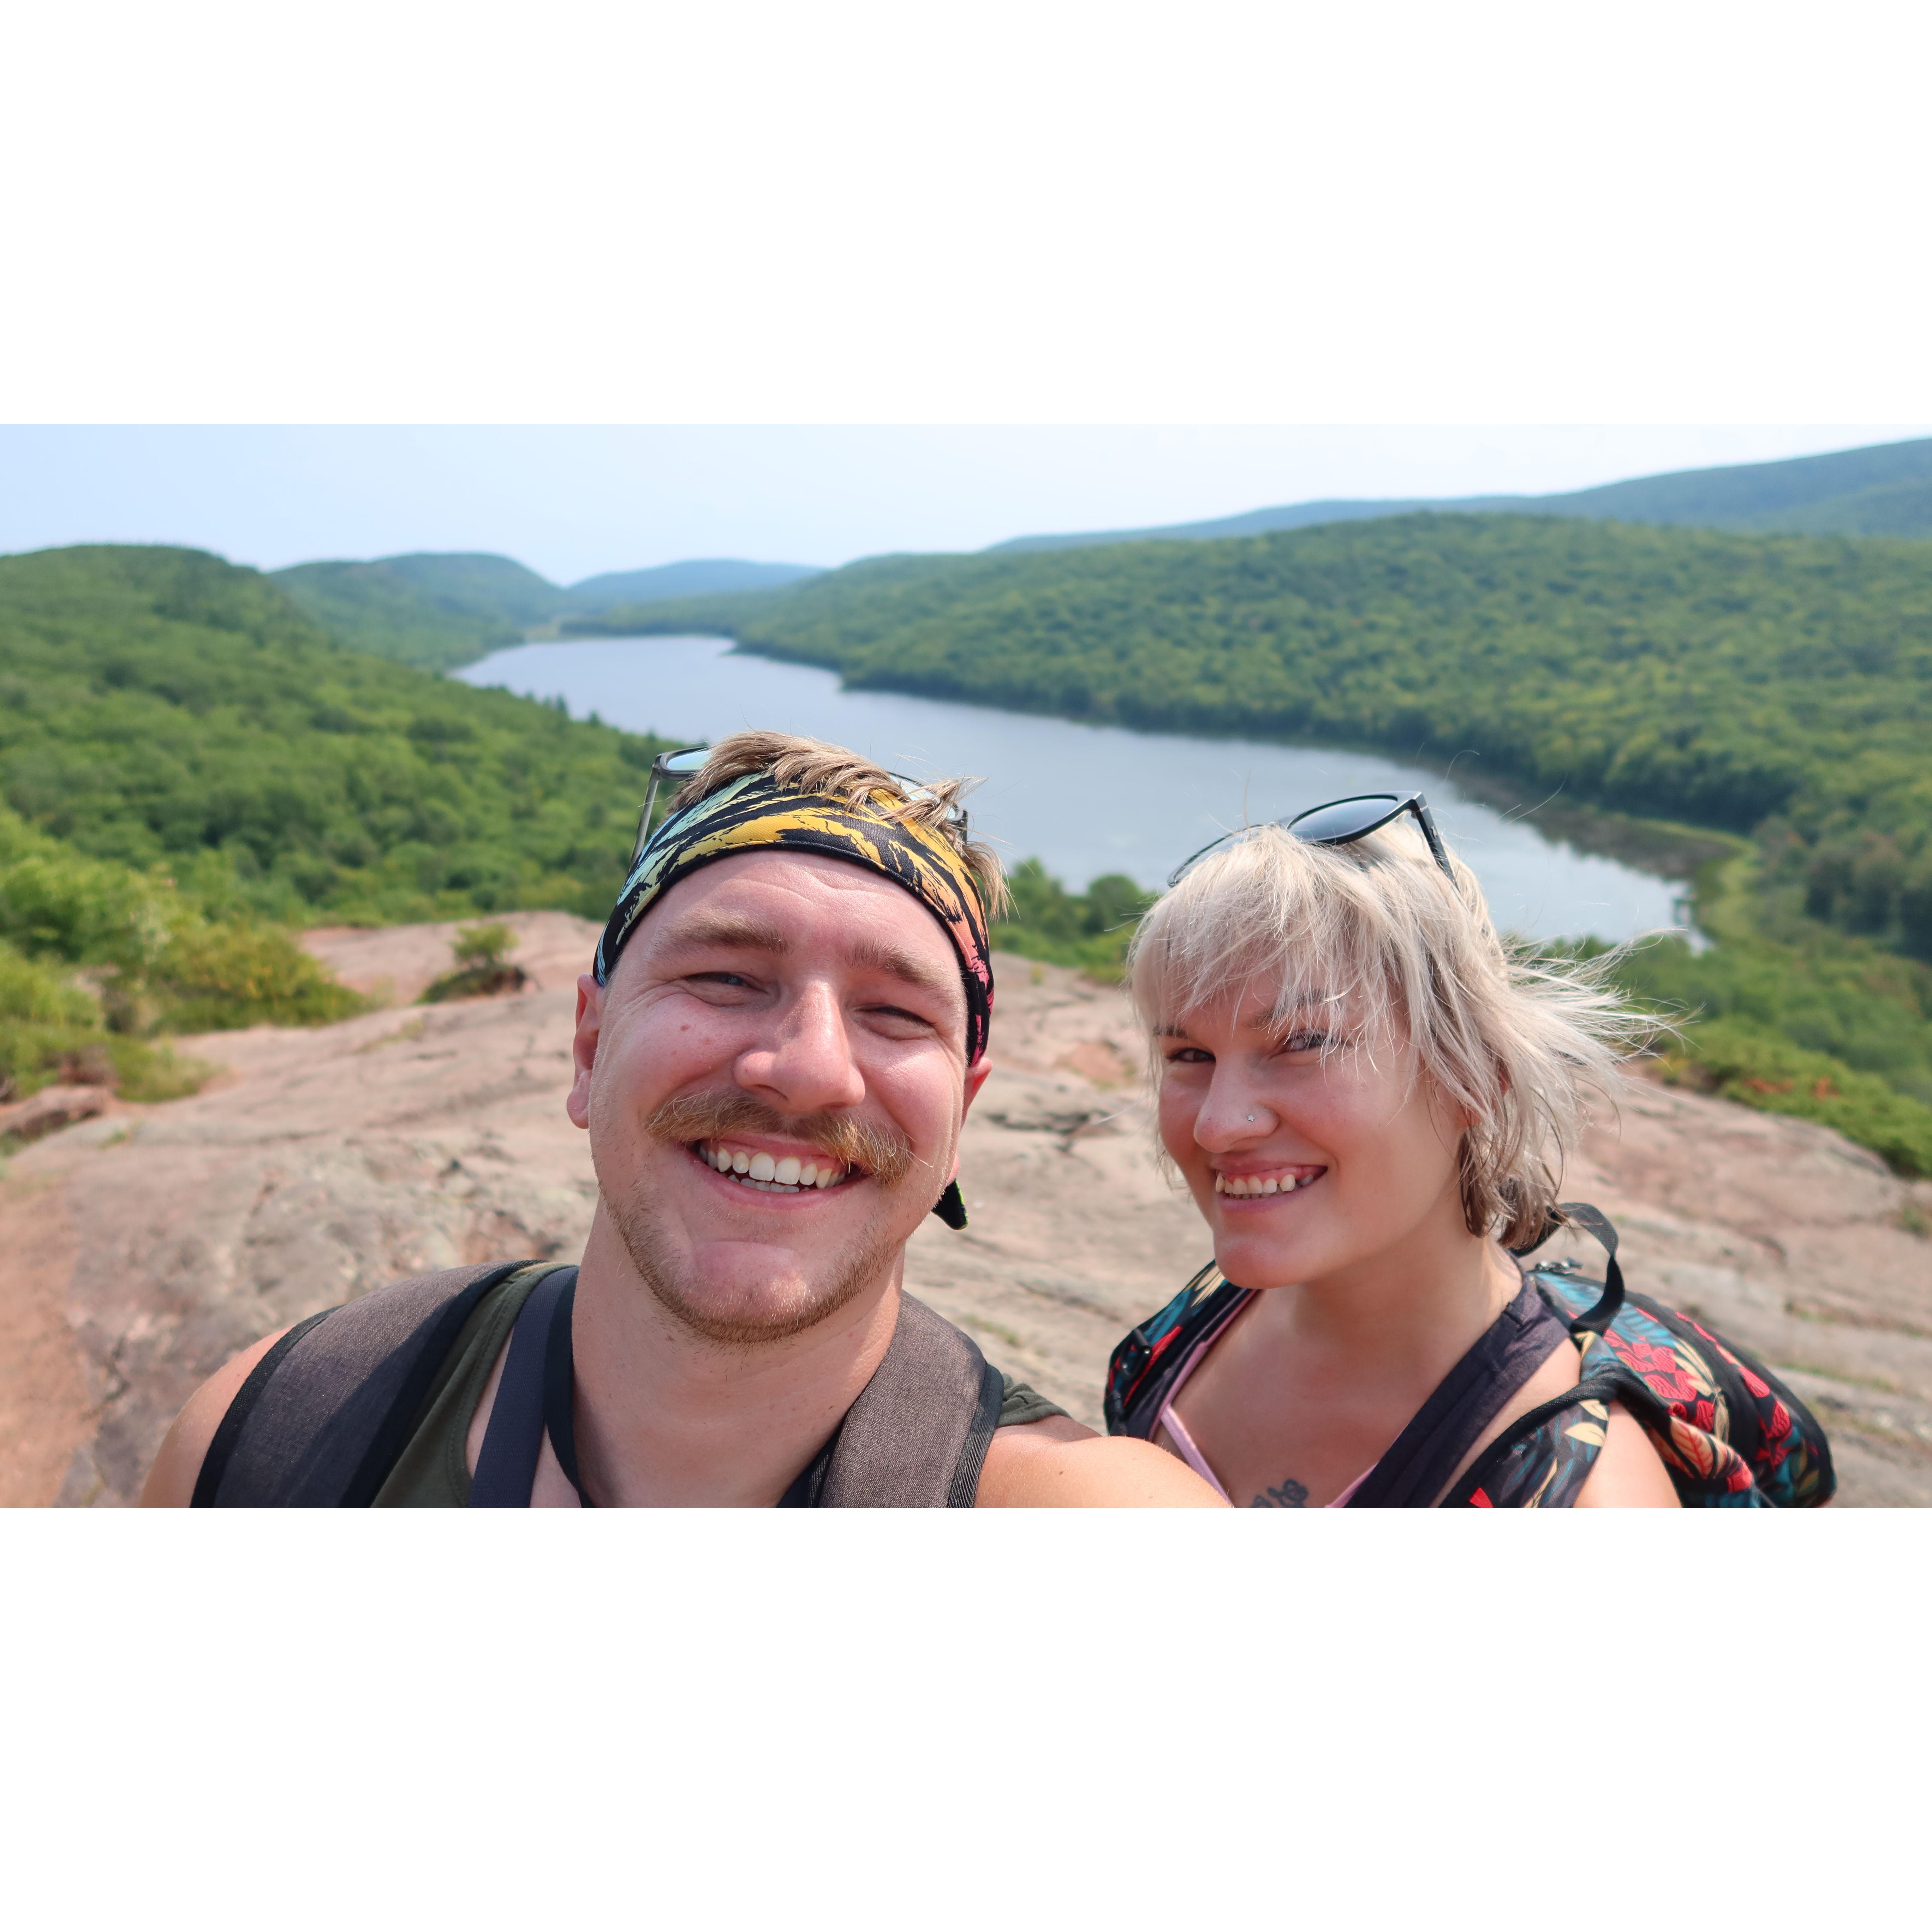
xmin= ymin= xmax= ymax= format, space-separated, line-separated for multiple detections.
xmin=1247 ymin=1114 xmax=1256 ymax=1122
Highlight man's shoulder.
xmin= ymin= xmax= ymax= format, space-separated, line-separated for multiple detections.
xmin=141 ymin=1259 xmax=554 ymax=1508
xmin=978 ymin=1419 xmax=1228 ymax=1508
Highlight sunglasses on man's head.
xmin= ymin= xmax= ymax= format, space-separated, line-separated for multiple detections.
xmin=630 ymin=746 xmax=972 ymax=870
xmin=1167 ymin=791 xmax=1456 ymax=889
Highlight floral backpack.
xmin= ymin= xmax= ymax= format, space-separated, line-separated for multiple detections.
xmin=1505 ymin=1205 xmax=1833 ymax=1507
xmin=1104 ymin=1204 xmax=1835 ymax=1509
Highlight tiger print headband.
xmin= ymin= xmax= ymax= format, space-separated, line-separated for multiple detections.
xmin=594 ymin=769 xmax=996 ymax=1067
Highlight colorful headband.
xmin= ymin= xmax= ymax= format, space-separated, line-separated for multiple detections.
xmin=595 ymin=770 xmax=996 ymax=1067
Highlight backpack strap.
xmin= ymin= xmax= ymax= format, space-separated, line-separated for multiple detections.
xmin=194 ymin=1260 xmax=541 ymax=1507
xmin=813 ymin=1292 xmax=1005 ymax=1508
xmin=470 ymin=1267 xmax=578 ymax=1507
xmin=1344 ymin=1278 xmax=1576 ymax=1507
xmin=466 ymin=1280 xmax=1000 ymax=1509
xmin=1510 ymin=1201 xmax=1626 ymax=1335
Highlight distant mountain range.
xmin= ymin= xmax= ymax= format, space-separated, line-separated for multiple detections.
xmin=271 ymin=553 xmax=822 ymax=670
xmin=988 ymin=434 xmax=1932 ymax=554
xmin=268 ymin=435 xmax=1932 ymax=670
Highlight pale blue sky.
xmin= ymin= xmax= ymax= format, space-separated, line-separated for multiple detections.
xmin=3 ymin=424 xmax=1926 ymax=586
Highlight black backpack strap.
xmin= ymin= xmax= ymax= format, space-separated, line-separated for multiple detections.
xmin=1344 ymin=1280 xmax=1575 ymax=1508
xmin=815 ymin=1293 xmax=1005 ymax=1508
xmin=470 ymin=1267 xmax=578 ymax=1507
xmin=1511 ymin=1201 xmax=1626 ymax=1335
xmin=195 ymin=1260 xmax=540 ymax=1507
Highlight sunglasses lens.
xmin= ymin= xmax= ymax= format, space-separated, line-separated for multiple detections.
xmin=658 ymin=747 xmax=710 ymax=777
xmin=1287 ymin=795 xmax=1402 ymax=845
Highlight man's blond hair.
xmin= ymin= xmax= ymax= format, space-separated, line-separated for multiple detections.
xmin=669 ymin=729 xmax=1009 ymax=918
xmin=1127 ymin=818 xmax=1664 ymax=1250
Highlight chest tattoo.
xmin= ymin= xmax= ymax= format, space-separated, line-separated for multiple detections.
xmin=1248 ymin=1477 xmax=1310 ymax=1508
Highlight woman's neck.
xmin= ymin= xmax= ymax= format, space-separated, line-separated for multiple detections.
xmin=1249 ymin=1192 xmax=1522 ymax=1383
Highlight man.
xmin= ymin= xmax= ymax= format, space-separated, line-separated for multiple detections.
xmin=143 ymin=731 xmax=1220 ymax=1507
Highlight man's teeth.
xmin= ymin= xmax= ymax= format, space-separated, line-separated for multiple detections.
xmin=1213 ymin=1173 xmax=1311 ymax=1196
xmin=698 ymin=1143 xmax=846 ymax=1191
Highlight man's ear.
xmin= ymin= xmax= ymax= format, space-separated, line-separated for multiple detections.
xmin=566 ymin=974 xmax=604 ymax=1130
xmin=961 ymin=1052 xmax=992 ymax=1120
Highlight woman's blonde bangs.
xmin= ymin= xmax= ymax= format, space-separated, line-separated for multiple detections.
xmin=1127 ymin=819 xmax=1663 ymax=1250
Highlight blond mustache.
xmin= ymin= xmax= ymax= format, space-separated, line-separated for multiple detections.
xmin=646 ymin=1090 xmax=916 ymax=1187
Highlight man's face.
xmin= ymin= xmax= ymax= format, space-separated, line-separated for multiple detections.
xmin=567 ymin=849 xmax=989 ymax=1346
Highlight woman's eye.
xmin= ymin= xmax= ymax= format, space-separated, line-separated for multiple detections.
xmin=1165 ymin=1046 xmax=1213 ymax=1065
xmin=1280 ymin=1031 xmax=1331 ymax=1055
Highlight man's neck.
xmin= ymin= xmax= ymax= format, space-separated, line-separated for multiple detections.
xmin=567 ymin=1211 xmax=905 ymax=1506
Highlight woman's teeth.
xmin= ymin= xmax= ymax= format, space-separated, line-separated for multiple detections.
xmin=697 ymin=1142 xmax=847 ymax=1192
xmin=1214 ymin=1172 xmax=1317 ymax=1197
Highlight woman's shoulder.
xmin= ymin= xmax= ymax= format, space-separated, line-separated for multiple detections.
xmin=1104 ymin=1263 xmax=1250 ymax=1439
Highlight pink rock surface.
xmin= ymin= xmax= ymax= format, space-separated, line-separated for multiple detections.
xmin=2 ymin=922 xmax=1927 ymax=1507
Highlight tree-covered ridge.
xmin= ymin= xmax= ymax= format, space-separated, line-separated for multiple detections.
xmin=0 ymin=545 xmax=674 ymax=928
xmin=272 ymin=550 xmax=824 ymax=669
xmin=272 ymin=558 xmax=526 ymax=670
xmin=592 ymin=513 xmax=1932 ymax=958
xmin=985 ymin=434 xmax=1932 ymax=553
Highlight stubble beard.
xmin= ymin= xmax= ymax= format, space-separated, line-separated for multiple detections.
xmin=601 ymin=1178 xmax=903 ymax=1347
xmin=592 ymin=1088 xmax=930 ymax=1348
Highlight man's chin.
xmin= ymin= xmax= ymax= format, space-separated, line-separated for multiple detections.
xmin=608 ymin=1208 xmax=899 ymax=1348
xmin=645 ymin=1263 xmax=875 ymax=1348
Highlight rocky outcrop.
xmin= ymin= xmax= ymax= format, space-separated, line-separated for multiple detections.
xmin=1 ymin=913 xmax=1926 ymax=1507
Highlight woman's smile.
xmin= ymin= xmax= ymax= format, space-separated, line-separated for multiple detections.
xmin=1211 ymin=1164 xmax=1328 ymax=1198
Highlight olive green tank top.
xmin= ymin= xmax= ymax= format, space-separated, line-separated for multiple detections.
xmin=373 ymin=1264 xmax=1067 ymax=1507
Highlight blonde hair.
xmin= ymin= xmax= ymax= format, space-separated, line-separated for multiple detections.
xmin=670 ymin=729 xmax=1009 ymax=919
xmin=1127 ymin=817 xmax=1663 ymax=1250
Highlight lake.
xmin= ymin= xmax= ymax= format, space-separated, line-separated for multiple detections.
xmin=458 ymin=636 xmax=1689 ymax=943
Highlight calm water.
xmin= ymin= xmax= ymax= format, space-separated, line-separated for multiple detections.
xmin=458 ymin=636 xmax=1688 ymax=943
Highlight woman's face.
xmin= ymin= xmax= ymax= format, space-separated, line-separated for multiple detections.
xmin=1155 ymin=978 xmax=1469 ymax=1290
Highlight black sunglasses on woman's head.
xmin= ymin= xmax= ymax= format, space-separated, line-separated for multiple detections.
xmin=1167 ymin=792 xmax=1456 ymax=889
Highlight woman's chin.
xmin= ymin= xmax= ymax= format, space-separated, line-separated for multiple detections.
xmin=1212 ymin=1224 xmax=1325 ymax=1289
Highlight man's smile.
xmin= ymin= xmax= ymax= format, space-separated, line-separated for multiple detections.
xmin=689 ymin=1137 xmax=860 ymax=1195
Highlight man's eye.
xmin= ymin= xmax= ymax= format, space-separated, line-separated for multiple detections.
xmin=691 ymin=971 xmax=753 ymax=989
xmin=867 ymin=1004 xmax=933 ymax=1030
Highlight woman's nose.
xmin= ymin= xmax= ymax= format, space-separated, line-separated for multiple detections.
xmin=734 ymin=980 xmax=866 ymax=1115
xmin=1193 ymin=1072 xmax=1272 ymax=1150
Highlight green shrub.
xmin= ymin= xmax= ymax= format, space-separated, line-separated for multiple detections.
xmin=151 ymin=922 xmax=369 ymax=1032
xmin=990 ymin=861 xmax=1156 ymax=980
xmin=452 ymin=922 xmax=514 ymax=972
xmin=0 ymin=835 xmax=176 ymax=978
xmin=0 ymin=939 xmax=99 ymax=1029
xmin=1658 ymin=1017 xmax=1932 ymax=1177
xmin=0 ymin=938 xmax=208 ymax=1104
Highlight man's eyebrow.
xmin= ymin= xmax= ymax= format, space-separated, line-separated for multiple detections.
xmin=656 ymin=915 xmax=955 ymax=999
xmin=661 ymin=913 xmax=792 ymax=955
xmin=846 ymin=934 xmax=957 ymax=999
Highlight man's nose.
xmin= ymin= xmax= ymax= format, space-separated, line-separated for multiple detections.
xmin=734 ymin=980 xmax=867 ymax=1116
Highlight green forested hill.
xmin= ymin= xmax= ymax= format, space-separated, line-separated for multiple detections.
xmin=272 ymin=557 xmax=526 ymax=670
xmin=570 ymin=559 xmax=822 ymax=610
xmin=989 ymin=435 xmax=1932 ymax=552
xmin=273 ymin=550 xmax=823 ymax=668
xmin=599 ymin=513 xmax=1932 ymax=947
xmin=0 ymin=545 xmax=671 ymax=925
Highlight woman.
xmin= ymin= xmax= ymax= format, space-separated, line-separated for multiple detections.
xmin=1106 ymin=792 xmax=1681 ymax=1509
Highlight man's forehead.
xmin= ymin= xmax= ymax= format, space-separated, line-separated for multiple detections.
xmin=634 ymin=851 xmax=962 ymax=991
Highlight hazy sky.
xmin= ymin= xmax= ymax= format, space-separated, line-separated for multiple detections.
xmin=3 ymin=424 xmax=1926 ymax=585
